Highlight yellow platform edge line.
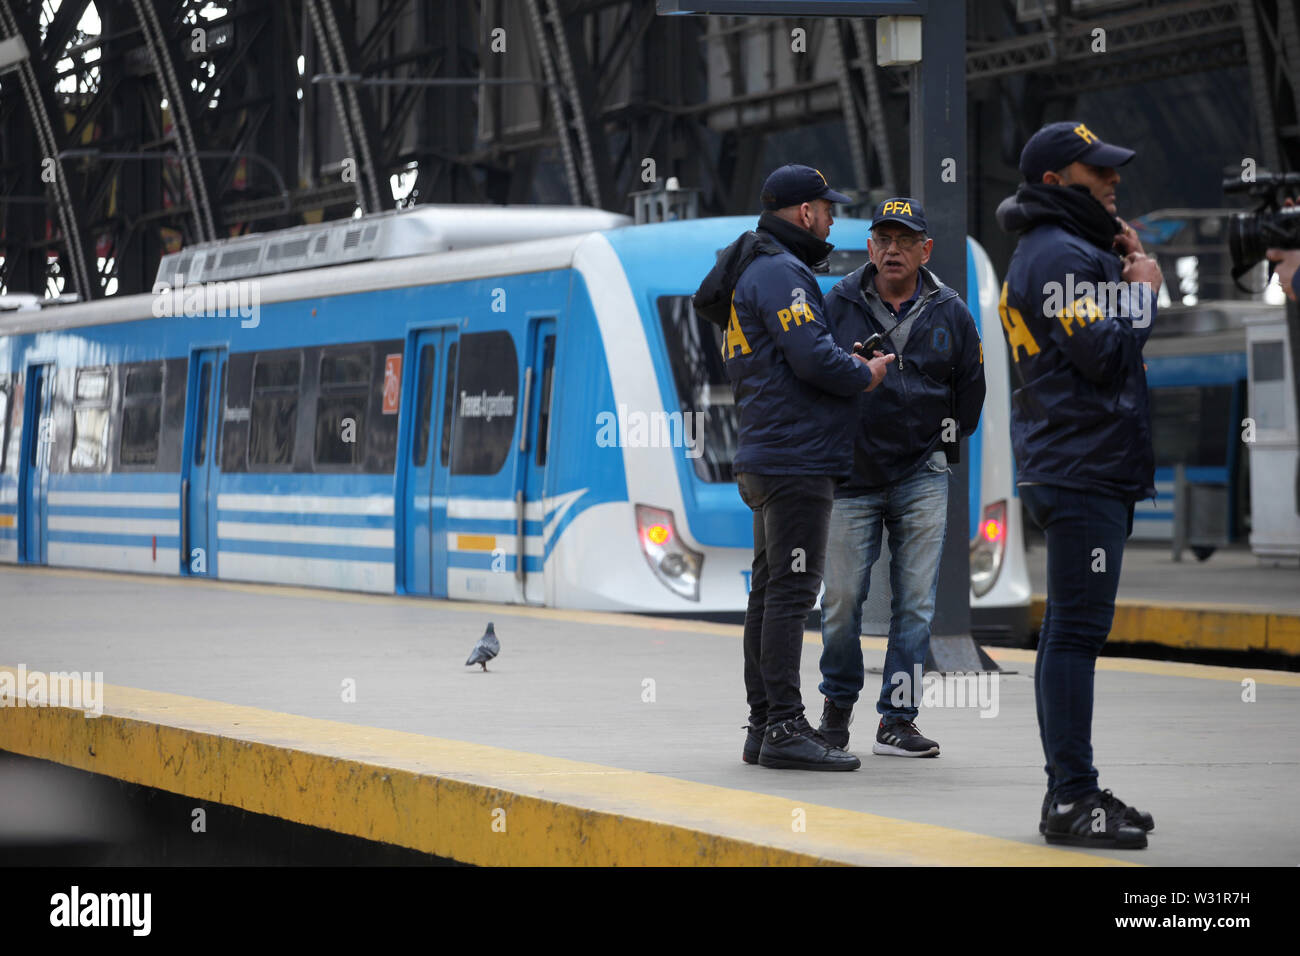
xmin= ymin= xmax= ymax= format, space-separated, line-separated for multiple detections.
xmin=1030 ymin=596 xmax=1300 ymax=657
xmin=0 ymin=670 xmax=1129 ymax=868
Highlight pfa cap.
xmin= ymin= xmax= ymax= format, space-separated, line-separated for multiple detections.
xmin=870 ymin=197 xmax=927 ymax=233
xmin=760 ymin=164 xmax=852 ymax=210
xmin=1019 ymin=121 xmax=1135 ymax=183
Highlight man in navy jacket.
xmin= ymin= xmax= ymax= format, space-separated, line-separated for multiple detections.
xmin=817 ymin=198 xmax=985 ymax=760
xmin=693 ymin=164 xmax=890 ymax=771
xmin=997 ymin=121 xmax=1163 ymax=849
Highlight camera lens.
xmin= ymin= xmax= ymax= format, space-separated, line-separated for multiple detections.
xmin=1227 ymin=213 xmax=1264 ymax=279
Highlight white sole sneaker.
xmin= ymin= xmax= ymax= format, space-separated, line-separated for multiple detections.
xmin=871 ymin=741 xmax=940 ymax=757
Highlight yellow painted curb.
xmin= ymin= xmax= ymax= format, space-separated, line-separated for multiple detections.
xmin=0 ymin=668 xmax=1128 ymax=867
xmin=1031 ymin=596 xmax=1300 ymax=657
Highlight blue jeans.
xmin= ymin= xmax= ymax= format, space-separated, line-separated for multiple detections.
xmin=818 ymin=460 xmax=949 ymax=722
xmin=1021 ymin=483 xmax=1134 ymax=804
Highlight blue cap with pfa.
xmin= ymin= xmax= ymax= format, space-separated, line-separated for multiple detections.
xmin=760 ymin=164 xmax=852 ymax=210
xmin=1019 ymin=121 xmax=1135 ymax=183
xmin=870 ymin=197 xmax=927 ymax=232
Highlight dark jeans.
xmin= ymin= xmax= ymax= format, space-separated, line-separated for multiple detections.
xmin=1021 ymin=483 xmax=1135 ymax=804
xmin=737 ymin=472 xmax=836 ymax=724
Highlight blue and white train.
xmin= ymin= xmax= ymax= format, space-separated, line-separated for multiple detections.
xmin=0 ymin=206 xmax=1030 ymax=639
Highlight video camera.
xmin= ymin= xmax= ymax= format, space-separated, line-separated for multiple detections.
xmin=1223 ymin=168 xmax=1300 ymax=282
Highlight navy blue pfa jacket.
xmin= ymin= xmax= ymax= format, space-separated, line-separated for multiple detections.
xmin=704 ymin=222 xmax=873 ymax=478
xmin=996 ymin=184 xmax=1157 ymax=502
xmin=825 ymin=263 xmax=986 ymax=495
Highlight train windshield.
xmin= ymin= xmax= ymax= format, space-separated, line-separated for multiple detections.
xmin=657 ymin=295 xmax=739 ymax=483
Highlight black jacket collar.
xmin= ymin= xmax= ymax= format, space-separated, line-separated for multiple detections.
xmin=995 ymin=183 xmax=1122 ymax=250
xmin=757 ymin=211 xmax=834 ymax=273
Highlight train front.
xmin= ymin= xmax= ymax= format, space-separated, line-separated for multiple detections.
xmin=585 ymin=216 xmax=875 ymax=614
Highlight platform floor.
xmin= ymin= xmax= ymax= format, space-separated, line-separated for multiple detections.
xmin=2 ymin=565 xmax=1298 ymax=866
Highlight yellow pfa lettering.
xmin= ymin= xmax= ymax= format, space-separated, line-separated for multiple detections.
xmin=1057 ymin=296 xmax=1105 ymax=337
xmin=724 ymin=298 xmax=752 ymax=359
xmin=778 ymin=302 xmax=814 ymax=331
xmin=1073 ymin=124 xmax=1097 ymax=145
xmin=882 ymin=200 xmax=913 ymax=217
xmin=998 ymin=282 xmax=1040 ymax=361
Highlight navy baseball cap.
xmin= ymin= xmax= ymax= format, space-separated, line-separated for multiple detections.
xmin=870 ymin=197 xmax=927 ymax=232
xmin=1019 ymin=121 xmax=1135 ymax=183
xmin=760 ymin=164 xmax=851 ymax=210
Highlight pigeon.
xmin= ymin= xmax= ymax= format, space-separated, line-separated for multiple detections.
xmin=466 ymin=622 xmax=499 ymax=671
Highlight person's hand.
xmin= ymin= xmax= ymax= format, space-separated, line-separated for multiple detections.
xmin=1113 ymin=218 xmax=1146 ymax=257
xmin=1267 ymin=198 xmax=1299 ymax=301
xmin=1267 ymin=248 xmax=1300 ymax=302
xmin=862 ymin=350 xmax=894 ymax=391
xmin=1122 ymin=251 xmax=1163 ymax=297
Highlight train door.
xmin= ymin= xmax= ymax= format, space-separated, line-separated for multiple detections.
xmin=516 ymin=318 xmax=556 ymax=603
xmin=400 ymin=327 xmax=458 ymax=596
xmin=181 ymin=348 xmax=226 ymax=576
xmin=18 ymin=363 xmax=53 ymax=564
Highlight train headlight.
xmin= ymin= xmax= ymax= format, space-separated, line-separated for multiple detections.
xmin=970 ymin=499 xmax=1007 ymax=598
xmin=635 ymin=504 xmax=702 ymax=602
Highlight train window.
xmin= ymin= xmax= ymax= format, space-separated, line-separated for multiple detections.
xmin=248 ymin=352 xmax=301 ymax=468
xmin=657 ymin=296 xmax=739 ymax=482
xmin=413 ymin=345 xmax=436 ymax=466
xmin=315 ymin=347 xmax=371 ymax=467
xmin=71 ymin=367 xmax=111 ymax=472
xmin=120 ymin=364 xmax=165 ymax=467
xmin=440 ymin=342 xmax=457 ymax=467
xmin=320 ymin=350 xmax=370 ymax=388
xmin=450 ymin=332 xmax=517 ymax=475
xmin=1251 ymin=341 xmax=1287 ymax=431
xmin=826 ymin=249 xmax=870 ymax=275
xmin=215 ymin=362 xmax=226 ymax=468
xmin=1149 ymin=385 xmax=1233 ymax=469
xmin=194 ymin=363 xmax=212 ymax=467
xmin=535 ymin=335 xmax=556 ymax=467
xmin=75 ymin=368 xmax=109 ymax=401
xmin=0 ymin=383 xmax=9 ymax=473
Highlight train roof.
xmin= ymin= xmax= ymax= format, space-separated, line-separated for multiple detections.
xmin=0 ymin=213 xmax=874 ymax=338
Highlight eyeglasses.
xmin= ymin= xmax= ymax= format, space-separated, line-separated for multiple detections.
xmin=871 ymin=232 xmax=925 ymax=250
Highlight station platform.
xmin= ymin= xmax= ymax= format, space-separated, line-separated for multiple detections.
xmin=1027 ymin=541 xmax=1300 ymax=657
xmin=1 ymin=565 xmax=1298 ymax=867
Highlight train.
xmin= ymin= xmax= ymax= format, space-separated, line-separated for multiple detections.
xmin=0 ymin=206 xmax=1031 ymax=636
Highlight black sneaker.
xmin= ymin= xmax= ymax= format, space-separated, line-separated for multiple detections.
xmin=872 ymin=718 xmax=939 ymax=757
xmin=758 ymin=716 xmax=861 ymax=771
xmin=818 ymin=697 xmax=853 ymax=750
xmin=1039 ymin=789 xmax=1155 ymax=834
xmin=742 ymin=721 xmax=765 ymax=765
xmin=1043 ymin=791 xmax=1148 ymax=849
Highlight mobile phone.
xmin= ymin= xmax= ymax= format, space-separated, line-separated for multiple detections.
xmin=854 ymin=332 xmax=884 ymax=357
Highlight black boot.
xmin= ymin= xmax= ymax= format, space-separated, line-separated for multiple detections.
xmin=758 ymin=716 xmax=860 ymax=771
xmin=742 ymin=719 xmax=766 ymax=765
xmin=818 ymin=697 xmax=853 ymax=750
xmin=1040 ymin=788 xmax=1154 ymax=834
xmin=1044 ymin=790 xmax=1148 ymax=849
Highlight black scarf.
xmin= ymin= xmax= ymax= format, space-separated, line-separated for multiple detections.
xmin=757 ymin=210 xmax=834 ymax=273
xmin=1007 ymin=183 xmax=1122 ymax=250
